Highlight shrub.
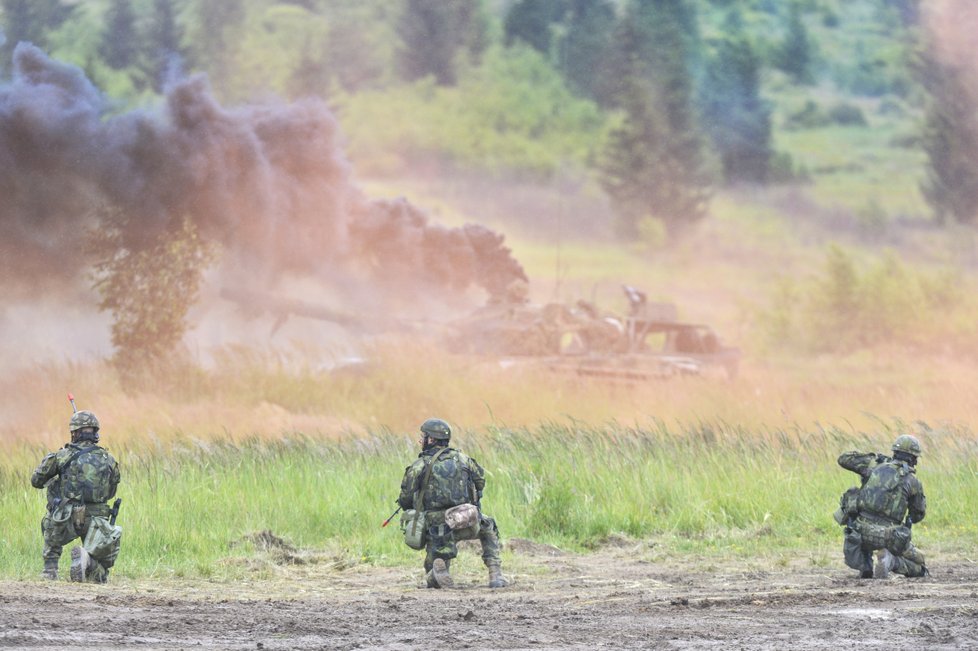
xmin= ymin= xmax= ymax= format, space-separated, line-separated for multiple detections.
xmin=827 ymin=102 xmax=867 ymax=126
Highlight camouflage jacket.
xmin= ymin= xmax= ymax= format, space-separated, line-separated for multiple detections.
xmin=838 ymin=451 xmax=925 ymax=524
xmin=398 ymin=446 xmax=485 ymax=512
xmin=31 ymin=442 xmax=121 ymax=507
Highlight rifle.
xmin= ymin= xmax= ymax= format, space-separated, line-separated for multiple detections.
xmin=381 ymin=506 xmax=401 ymax=528
xmin=109 ymin=498 xmax=122 ymax=526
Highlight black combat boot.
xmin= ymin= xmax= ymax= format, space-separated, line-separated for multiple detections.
xmin=874 ymin=550 xmax=894 ymax=579
xmin=488 ymin=564 xmax=509 ymax=588
xmin=432 ymin=558 xmax=454 ymax=589
xmin=40 ymin=560 xmax=59 ymax=581
xmin=70 ymin=545 xmax=92 ymax=582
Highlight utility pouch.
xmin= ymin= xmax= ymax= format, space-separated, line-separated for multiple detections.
xmin=843 ymin=527 xmax=866 ymax=571
xmin=400 ymin=509 xmax=426 ymax=550
xmin=887 ymin=525 xmax=912 ymax=556
xmin=44 ymin=501 xmax=78 ymax=546
xmin=71 ymin=504 xmax=87 ymax=533
xmin=83 ymin=516 xmax=123 ymax=562
xmin=444 ymin=503 xmax=481 ymax=540
xmin=833 ymin=487 xmax=860 ymax=525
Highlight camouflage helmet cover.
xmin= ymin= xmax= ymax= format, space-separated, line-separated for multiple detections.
xmin=420 ymin=418 xmax=452 ymax=440
xmin=892 ymin=434 xmax=922 ymax=458
xmin=69 ymin=410 xmax=100 ymax=432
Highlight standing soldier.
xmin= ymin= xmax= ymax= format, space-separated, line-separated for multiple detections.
xmin=31 ymin=410 xmax=122 ymax=583
xmin=398 ymin=418 xmax=508 ymax=589
xmin=837 ymin=434 xmax=927 ymax=579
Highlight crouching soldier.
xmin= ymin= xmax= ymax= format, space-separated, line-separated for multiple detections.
xmin=398 ymin=418 xmax=508 ymax=589
xmin=837 ymin=434 xmax=926 ymax=579
xmin=31 ymin=410 xmax=122 ymax=583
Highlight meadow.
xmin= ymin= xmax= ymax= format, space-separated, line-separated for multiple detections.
xmin=2 ymin=343 xmax=977 ymax=581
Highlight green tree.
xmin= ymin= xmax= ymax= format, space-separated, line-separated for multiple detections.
xmin=503 ymin=0 xmax=565 ymax=54
xmin=87 ymin=210 xmax=214 ymax=376
xmin=396 ymin=0 xmax=487 ymax=86
xmin=98 ymin=0 xmax=139 ymax=70
xmin=141 ymin=0 xmax=189 ymax=93
xmin=917 ymin=47 xmax=978 ymax=225
xmin=186 ymin=0 xmax=245 ymax=96
xmin=322 ymin=5 xmax=389 ymax=93
xmin=600 ymin=0 xmax=711 ymax=237
xmin=699 ymin=11 xmax=772 ymax=183
xmin=775 ymin=3 xmax=815 ymax=85
xmin=0 ymin=0 xmax=74 ymax=67
xmin=557 ymin=0 xmax=616 ymax=106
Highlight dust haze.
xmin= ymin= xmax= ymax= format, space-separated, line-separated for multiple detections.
xmin=0 ymin=44 xmax=526 ymax=367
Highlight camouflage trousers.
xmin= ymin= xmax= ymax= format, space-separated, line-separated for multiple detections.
xmin=423 ymin=509 xmax=502 ymax=572
xmin=847 ymin=517 xmax=925 ymax=578
xmin=42 ymin=505 xmax=121 ymax=582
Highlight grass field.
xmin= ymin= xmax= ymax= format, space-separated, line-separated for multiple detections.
xmin=2 ymin=417 xmax=975 ymax=581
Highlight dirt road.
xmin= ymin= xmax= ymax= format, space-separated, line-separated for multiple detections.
xmin=2 ymin=538 xmax=976 ymax=650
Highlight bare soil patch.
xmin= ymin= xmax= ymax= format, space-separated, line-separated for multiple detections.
xmin=1 ymin=543 xmax=976 ymax=650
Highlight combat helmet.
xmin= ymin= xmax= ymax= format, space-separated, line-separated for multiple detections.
xmin=891 ymin=434 xmax=922 ymax=458
xmin=420 ymin=418 xmax=452 ymax=440
xmin=69 ymin=410 xmax=100 ymax=432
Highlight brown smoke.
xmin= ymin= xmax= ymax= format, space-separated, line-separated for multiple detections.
xmin=0 ymin=44 xmax=526 ymax=306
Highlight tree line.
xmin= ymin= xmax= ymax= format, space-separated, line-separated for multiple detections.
xmin=2 ymin=0 xmax=977 ymax=234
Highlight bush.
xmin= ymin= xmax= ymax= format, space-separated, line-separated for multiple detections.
xmin=767 ymin=151 xmax=811 ymax=184
xmin=757 ymin=245 xmax=967 ymax=353
xmin=338 ymin=45 xmax=607 ymax=177
xmin=784 ymin=100 xmax=830 ymax=129
xmin=827 ymin=102 xmax=867 ymax=126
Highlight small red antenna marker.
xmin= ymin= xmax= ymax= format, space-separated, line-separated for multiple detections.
xmin=67 ymin=392 xmax=78 ymax=413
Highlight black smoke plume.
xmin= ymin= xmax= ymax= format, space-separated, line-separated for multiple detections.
xmin=0 ymin=44 xmax=526 ymax=304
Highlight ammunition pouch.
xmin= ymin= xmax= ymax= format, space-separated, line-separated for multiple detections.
xmin=401 ymin=509 xmax=426 ymax=550
xmin=843 ymin=527 xmax=868 ymax=571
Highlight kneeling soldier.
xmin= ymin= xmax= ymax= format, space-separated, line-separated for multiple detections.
xmin=837 ymin=434 xmax=926 ymax=579
xmin=32 ymin=410 xmax=122 ymax=583
xmin=398 ymin=418 xmax=508 ymax=589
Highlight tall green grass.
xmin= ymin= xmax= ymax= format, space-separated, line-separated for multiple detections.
xmin=2 ymin=420 xmax=975 ymax=580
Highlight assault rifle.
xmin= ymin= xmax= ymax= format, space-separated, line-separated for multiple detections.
xmin=109 ymin=498 xmax=122 ymax=526
xmin=381 ymin=506 xmax=401 ymax=528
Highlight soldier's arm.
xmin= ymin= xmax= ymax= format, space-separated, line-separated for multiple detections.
xmin=908 ymin=478 xmax=926 ymax=524
xmin=837 ymin=451 xmax=877 ymax=479
xmin=468 ymin=456 xmax=486 ymax=501
xmin=108 ymin=457 xmax=121 ymax=500
xmin=397 ymin=463 xmax=421 ymax=510
xmin=30 ymin=452 xmax=60 ymax=489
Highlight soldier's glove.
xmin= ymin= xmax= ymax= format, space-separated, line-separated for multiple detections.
xmin=875 ymin=454 xmax=888 ymax=464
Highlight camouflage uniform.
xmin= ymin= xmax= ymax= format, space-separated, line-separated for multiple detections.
xmin=838 ymin=451 xmax=926 ymax=578
xmin=398 ymin=445 xmax=503 ymax=578
xmin=32 ymin=437 xmax=121 ymax=582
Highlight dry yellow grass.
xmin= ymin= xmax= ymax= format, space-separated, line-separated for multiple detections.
xmin=3 ymin=339 xmax=977 ymax=449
